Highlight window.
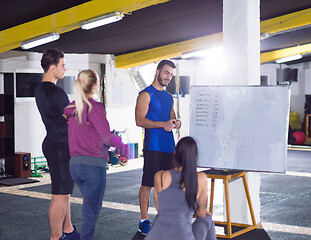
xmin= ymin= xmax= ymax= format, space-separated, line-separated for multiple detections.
xmin=16 ymin=73 xmax=75 ymax=97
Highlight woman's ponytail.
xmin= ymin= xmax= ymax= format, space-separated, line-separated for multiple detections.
xmin=174 ymin=137 xmax=198 ymax=211
xmin=72 ymin=70 xmax=98 ymax=124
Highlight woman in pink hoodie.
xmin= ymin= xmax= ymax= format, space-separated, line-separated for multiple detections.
xmin=64 ymin=69 xmax=129 ymax=240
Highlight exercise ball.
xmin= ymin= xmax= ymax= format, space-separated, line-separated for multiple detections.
xmin=293 ymin=131 xmax=306 ymax=145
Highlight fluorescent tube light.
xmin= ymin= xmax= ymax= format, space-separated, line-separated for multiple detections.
xmin=275 ymin=54 xmax=302 ymax=63
xmin=181 ymin=47 xmax=223 ymax=59
xmin=21 ymin=33 xmax=60 ymax=50
xmin=260 ymin=32 xmax=269 ymax=40
xmin=80 ymin=12 xmax=124 ymax=30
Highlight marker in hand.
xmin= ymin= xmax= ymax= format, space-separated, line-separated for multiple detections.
xmin=172 ymin=119 xmax=181 ymax=129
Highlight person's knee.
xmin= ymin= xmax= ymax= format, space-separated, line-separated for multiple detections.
xmin=51 ymin=194 xmax=70 ymax=206
xmin=140 ymin=185 xmax=152 ymax=194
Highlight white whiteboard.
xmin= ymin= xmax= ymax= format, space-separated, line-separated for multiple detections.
xmin=189 ymin=85 xmax=290 ymax=173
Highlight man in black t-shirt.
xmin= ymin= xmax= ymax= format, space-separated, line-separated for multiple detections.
xmin=35 ymin=49 xmax=79 ymax=240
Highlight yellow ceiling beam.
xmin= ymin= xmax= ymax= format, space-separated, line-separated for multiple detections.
xmin=115 ymin=33 xmax=223 ymax=68
xmin=0 ymin=0 xmax=169 ymax=53
xmin=260 ymin=43 xmax=311 ymax=64
xmin=116 ymin=33 xmax=311 ymax=68
xmin=261 ymin=8 xmax=311 ymax=34
xmin=260 ymin=8 xmax=311 ymax=63
xmin=116 ymin=8 xmax=311 ymax=68
xmin=1 ymin=1 xmax=310 ymax=66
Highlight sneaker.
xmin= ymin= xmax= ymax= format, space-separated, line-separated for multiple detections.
xmin=64 ymin=225 xmax=80 ymax=240
xmin=59 ymin=234 xmax=68 ymax=240
xmin=138 ymin=219 xmax=151 ymax=235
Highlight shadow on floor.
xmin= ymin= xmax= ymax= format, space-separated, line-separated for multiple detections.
xmin=217 ymin=227 xmax=271 ymax=240
xmin=131 ymin=227 xmax=271 ymax=240
xmin=131 ymin=231 xmax=145 ymax=240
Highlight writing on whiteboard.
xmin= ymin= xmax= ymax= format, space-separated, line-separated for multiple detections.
xmin=194 ymin=91 xmax=219 ymax=130
xmin=189 ymin=86 xmax=290 ymax=173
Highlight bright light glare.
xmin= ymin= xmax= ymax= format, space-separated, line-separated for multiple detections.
xmin=204 ymin=58 xmax=224 ymax=76
xmin=199 ymin=47 xmax=224 ymax=74
xmin=138 ymin=63 xmax=157 ymax=86
xmin=181 ymin=47 xmax=223 ymax=59
xmin=182 ymin=47 xmax=225 ymax=76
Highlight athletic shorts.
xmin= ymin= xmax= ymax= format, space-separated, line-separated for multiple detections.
xmin=142 ymin=150 xmax=174 ymax=187
xmin=42 ymin=137 xmax=74 ymax=194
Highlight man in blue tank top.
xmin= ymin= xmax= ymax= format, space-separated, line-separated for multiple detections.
xmin=135 ymin=59 xmax=181 ymax=235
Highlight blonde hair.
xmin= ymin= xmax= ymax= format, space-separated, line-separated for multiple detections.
xmin=68 ymin=69 xmax=99 ymax=124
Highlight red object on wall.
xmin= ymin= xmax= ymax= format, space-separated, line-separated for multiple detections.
xmin=293 ymin=131 xmax=306 ymax=145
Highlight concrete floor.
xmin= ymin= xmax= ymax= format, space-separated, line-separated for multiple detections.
xmin=0 ymin=149 xmax=311 ymax=240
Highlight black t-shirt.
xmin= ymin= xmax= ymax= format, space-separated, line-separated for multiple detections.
xmin=35 ymin=81 xmax=69 ymax=142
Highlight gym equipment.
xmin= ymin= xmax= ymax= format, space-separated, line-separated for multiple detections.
xmin=110 ymin=155 xmax=120 ymax=165
xmin=292 ymin=131 xmax=306 ymax=145
xmin=14 ymin=152 xmax=31 ymax=178
xmin=108 ymin=150 xmax=128 ymax=166
xmin=107 ymin=130 xmax=129 ymax=167
xmin=31 ymin=156 xmax=49 ymax=177
xmin=118 ymin=156 xmax=128 ymax=166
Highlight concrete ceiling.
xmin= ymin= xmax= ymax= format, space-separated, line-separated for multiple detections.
xmin=1 ymin=0 xmax=311 ymax=68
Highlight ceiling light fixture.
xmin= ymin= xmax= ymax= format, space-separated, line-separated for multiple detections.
xmin=21 ymin=33 xmax=60 ymax=50
xmin=181 ymin=47 xmax=223 ymax=59
xmin=275 ymin=54 xmax=303 ymax=64
xmin=80 ymin=12 xmax=124 ymax=30
xmin=260 ymin=32 xmax=269 ymax=40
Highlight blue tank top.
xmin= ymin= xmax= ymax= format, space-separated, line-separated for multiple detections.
xmin=141 ymin=85 xmax=175 ymax=153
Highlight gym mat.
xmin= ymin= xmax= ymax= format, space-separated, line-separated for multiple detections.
xmin=0 ymin=177 xmax=39 ymax=186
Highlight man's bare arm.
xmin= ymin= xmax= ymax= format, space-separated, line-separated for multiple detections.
xmin=135 ymin=91 xmax=175 ymax=132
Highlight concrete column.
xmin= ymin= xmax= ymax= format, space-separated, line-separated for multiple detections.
xmin=222 ymin=0 xmax=261 ymax=224
xmin=223 ymin=0 xmax=260 ymax=85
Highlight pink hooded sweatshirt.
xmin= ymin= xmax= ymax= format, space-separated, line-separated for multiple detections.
xmin=64 ymin=98 xmax=129 ymax=160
